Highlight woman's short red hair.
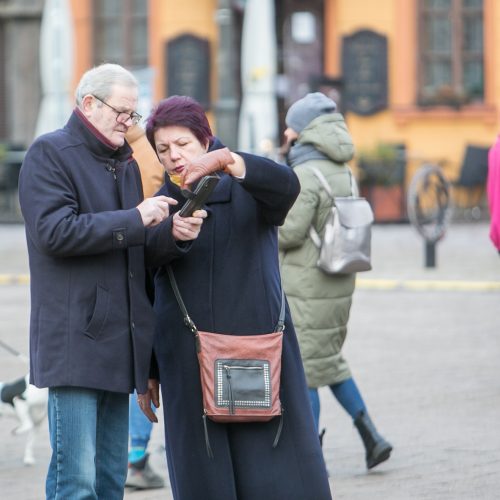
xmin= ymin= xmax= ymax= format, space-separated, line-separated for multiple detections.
xmin=145 ymin=95 xmax=213 ymax=151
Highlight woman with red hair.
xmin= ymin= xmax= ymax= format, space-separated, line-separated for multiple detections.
xmin=138 ymin=95 xmax=333 ymax=500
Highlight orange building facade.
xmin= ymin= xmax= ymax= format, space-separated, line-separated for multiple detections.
xmin=325 ymin=0 xmax=499 ymax=185
xmin=1 ymin=0 xmax=495 ymax=221
xmin=67 ymin=0 xmax=500 ymax=188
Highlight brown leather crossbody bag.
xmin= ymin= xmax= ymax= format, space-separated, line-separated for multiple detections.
xmin=167 ymin=266 xmax=284 ymax=457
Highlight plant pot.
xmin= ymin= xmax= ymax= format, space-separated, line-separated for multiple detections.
xmin=361 ymin=184 xmax=405 ymax=222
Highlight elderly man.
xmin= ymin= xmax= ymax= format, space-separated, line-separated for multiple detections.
xmin=18 ymin=63 xmax=205 ymax=499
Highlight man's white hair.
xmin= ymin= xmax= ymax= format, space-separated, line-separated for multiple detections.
xmin=75 ymin=63 xmax=138 ymax=105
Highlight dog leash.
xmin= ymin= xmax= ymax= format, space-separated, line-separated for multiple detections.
xmin=0 ymin=338 xmax=29 ymax=364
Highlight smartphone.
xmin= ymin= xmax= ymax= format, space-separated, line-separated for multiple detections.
xmin=178 ymin=175 xmax=220 ymax=217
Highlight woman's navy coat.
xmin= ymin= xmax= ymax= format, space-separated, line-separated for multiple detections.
xmin=18 ymin=111 xmax=187 ymax=395
xmin=153 ymin=141 xmax=333 ymax=500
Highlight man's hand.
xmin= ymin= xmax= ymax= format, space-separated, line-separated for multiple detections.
xmin=137 ymin=378 xmax=160 ymax=423
xmin=137 ymin=195 xmax=177 ymax=227
xmin=172 ymin=209 xmax=207 ymax=241
xmin=181 ymin=148 xmax=235 ymax=188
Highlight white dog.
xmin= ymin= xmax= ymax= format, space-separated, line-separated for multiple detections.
xmin=0 ymin=374 xmax=48 ymax=465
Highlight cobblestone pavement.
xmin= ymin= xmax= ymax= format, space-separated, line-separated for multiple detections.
xmin=0 ymin=221 xmax=499 ymax=499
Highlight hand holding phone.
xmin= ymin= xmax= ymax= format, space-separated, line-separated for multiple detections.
xmin=181 ymin=148 xmax=234 ymax=188
xmin=178 ymin=176 xmax=219 ymax=217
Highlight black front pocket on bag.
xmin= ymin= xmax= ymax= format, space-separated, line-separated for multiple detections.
xmin=215 ymin=359 xmax=271 ymax=412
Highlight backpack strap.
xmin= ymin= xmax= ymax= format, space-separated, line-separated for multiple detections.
xmin=308 ymin=165 xmax=358 ymax=198
xmin=306 ymin=166 xmax=334 ymax=249
xmin=307 ymin=166 xmax=334 ymax=199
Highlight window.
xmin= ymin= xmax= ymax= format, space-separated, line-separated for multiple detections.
xmin=93 ymin=0 xmax=148 ymax=69
xmin=418 ymin=0 xmax=483 ymax=107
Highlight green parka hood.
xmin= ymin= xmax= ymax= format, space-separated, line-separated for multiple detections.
xmin=298 ymin=112 xmax=355 ymax=165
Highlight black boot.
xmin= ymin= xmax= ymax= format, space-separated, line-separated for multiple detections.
xmin=354 ymin=410 xmax=392 ymax=469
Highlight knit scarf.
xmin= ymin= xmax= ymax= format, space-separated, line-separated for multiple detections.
xmin=287 ymin=142 xmax=328 ymax=168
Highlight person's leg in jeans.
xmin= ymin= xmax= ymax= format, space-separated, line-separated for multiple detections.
xmin=308 ymin=387 xmax=321 ymax=432
xmin=128 ymin=392 xmax=153 ymax=463
xmin=329 ymin=377 xmax=366 ymax=419
xmin=95 ymin=390 xmax=129 ymax=497
xmin=126 ymin=392 xmax=164 ymax=489
xmin=308 ymin=387 xmax=328 ymax=448
xmin=46 ymin=386 xmax=128 ymax=500
xmin=308 ymin=380 xmax=365 ymax=432
xmin=330 ymin=377 xmax=392 ymax=469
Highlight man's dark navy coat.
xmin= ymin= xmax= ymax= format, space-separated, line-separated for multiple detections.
xmin=18 ymin=111 xmax=185 ymax=394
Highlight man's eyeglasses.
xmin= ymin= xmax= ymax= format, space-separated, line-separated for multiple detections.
xmin=92 ymin=94 xmax=142 ymax=125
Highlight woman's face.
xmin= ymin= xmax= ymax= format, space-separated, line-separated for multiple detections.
xmin=154 ymin=125 xmax=208 ymax=177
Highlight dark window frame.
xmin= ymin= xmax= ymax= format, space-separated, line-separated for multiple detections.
xmin=418 ymin=0 xmax=484 ymax=108
xmin=92 ymin=0 xmax=148 ymax=69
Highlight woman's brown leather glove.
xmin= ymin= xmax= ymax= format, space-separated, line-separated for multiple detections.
xmin=181 ymin=148 xmax=235 ymax=188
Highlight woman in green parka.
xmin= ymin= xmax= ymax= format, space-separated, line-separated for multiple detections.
xmin=278 ymin=92 xmax=392 ymax=470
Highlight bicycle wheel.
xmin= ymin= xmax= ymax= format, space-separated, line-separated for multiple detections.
xmin=407 ymin=163 xmax=451 ymax=243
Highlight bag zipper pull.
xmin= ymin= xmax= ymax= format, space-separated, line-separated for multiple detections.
xmin=224 ymin=366 xmax=235 ymax=414
xmin=273 ymin=405 xmax=284 ymax=448
xmin=202 ymin=412 xmax=214 ymax=458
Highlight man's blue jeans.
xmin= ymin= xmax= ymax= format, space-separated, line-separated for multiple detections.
xmin=46 ymin=386 xmax=129 ymax=500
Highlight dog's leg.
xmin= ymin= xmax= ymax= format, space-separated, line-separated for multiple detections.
xmin=13 ymin=396 xmax=34 ymax=435
xmin=23 ymin=426 xmax=36 ymax=465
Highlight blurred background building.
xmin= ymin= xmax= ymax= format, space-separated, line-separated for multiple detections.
xmin=0 ymin=0 xmax=498 ymax=222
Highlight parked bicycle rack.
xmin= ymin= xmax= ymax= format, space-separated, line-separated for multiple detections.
xmin=407 ymin=164 xmax=451 ymax=268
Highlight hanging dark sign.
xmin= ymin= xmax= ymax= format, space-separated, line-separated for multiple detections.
xmin=342 ymin=30 xmax=388 ymax=116
xmin=166 ymin=34 xmax=210 ymax=110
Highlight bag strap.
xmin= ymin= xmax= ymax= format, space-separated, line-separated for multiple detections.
xmin=167 ymin=266 xmax=198 ymax=334
xmin=276 ymin=286 xmax=286 ymax=332
xmin=167 ymin=265 xmax=286 ymax=333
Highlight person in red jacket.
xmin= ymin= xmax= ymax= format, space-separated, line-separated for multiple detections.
xmin=487 ymin=135 xmax=500 ymax=253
